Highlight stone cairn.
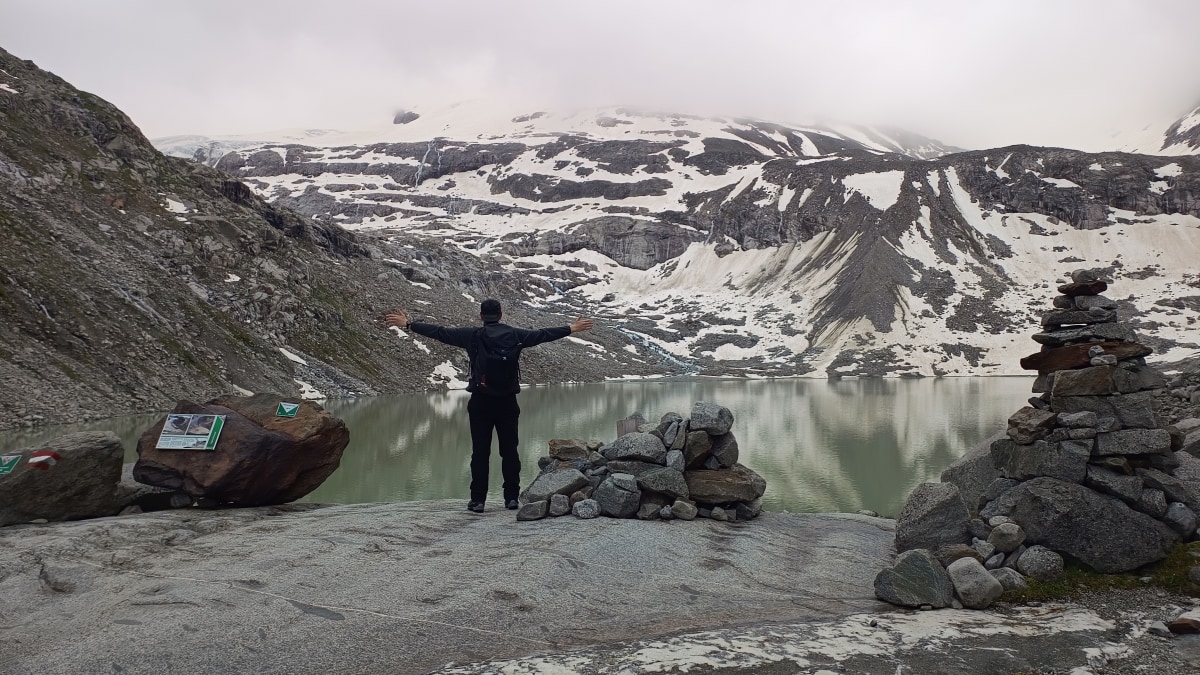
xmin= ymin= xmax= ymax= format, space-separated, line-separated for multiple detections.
xmin=875 ymin=269 xmax=1198 ymax=611
xmin=514 ymin=401 xmax=767 ymax=522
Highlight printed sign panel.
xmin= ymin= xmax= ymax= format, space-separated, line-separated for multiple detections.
xmin=276 ymin=402 xmax=300 ymax=418
xmin=156 ymin=414 xmax=226 ymax=450
xmin=0 ymin=454 xmax=20 ymax=475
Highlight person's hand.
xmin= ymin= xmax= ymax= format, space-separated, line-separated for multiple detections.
xmin=570 ymin=316 xmax=594 ymax=333
xmin=385 ymin=308 xmax=410 ymax=330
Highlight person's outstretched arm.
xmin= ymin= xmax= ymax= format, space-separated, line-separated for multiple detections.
xmin=517 ymin=316 xmax=595 ymax=348
xmin=385 ymin=308 xmax=474 ymax=348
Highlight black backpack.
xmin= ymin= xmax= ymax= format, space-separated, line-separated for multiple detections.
xmin=475 ymin=328 xmax=522 ymax=394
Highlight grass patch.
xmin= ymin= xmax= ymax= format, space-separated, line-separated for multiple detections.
xmin=1003 ymin=541 xmax=1200 ymax=603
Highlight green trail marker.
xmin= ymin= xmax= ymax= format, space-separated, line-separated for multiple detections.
xmin=205 ymin=416 xmax=225 ymax=450
xmin=276 ymin=402 xmax=300 ymax=418
xmin=0 ymin=454 xmax=21 ymax=475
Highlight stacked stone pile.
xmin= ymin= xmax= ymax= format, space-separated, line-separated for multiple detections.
xmin=515 ymin=401 xmax=767 ymax=522
xmin=876 ymin=269 xmax=1200 ymax=610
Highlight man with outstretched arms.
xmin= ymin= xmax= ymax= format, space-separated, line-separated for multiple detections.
xmin=386 ymin=298 xmax=594 ymax=513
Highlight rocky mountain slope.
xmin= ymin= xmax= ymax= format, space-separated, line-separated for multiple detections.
xmin=1116 ymin=100 xmax=1200 ymax=156
xmin=165 ymin=107 xmax=1200 ymax=380
xmin=0 ymin=49 xmax=642 ymax=431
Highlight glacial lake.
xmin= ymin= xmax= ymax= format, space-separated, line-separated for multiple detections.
xmin=0 ymin=377 xmax=1033 ymax=516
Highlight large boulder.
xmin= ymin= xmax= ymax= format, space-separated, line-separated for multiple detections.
xmin=894 ymin=483 xmax=970 ymax=553
xmin=709 ymin=433 xmax=739 ymax=468
xmin=0 ymin=432 xmax=126 ymax=526
xmin=1051 ymin=392 xmax=1159 ymax=429
xmin=980 ymin=477 xmax=1180 ymax=573
xmin=593 ymin=473 xmax=641 ymax=518
xmin=684 ymin=464 xmax=766 ymax=505
xmin=940 ymin=432 xmax=1004 ymax=513
xmin=990 ymin=438 xmax=1089 ymax=483
xmin=600 ymin=432 xmax=667 ymax=464
xmin=521 ymin=468 xmax=590 ymax=503
xmin=634 ymin=467 xmax=689 ymax=500
xmin=947 ymin=557 xmax=1004 ymax=609
xmin=690 ymin=401 xmax=734 ymax=435
xmin=133 ymin=394 xmax=349 ymax=506
xmin=873 ymin=549 xmax=954 ymax=608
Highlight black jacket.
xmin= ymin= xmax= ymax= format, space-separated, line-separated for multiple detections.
xmin=408 ymin=320 xmax=572 ymax=395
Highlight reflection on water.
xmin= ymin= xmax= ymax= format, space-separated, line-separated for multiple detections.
xmin=0 ymin=378 xmax=1032 ymax=515
xmin=310 ymin=377 xmax=1032 ymax=515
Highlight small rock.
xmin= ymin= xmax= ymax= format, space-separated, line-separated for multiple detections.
xmin=985 ymin=552 xmax=1006 ymax=570
xmin=548 ymin=494 xmax=571 ymax=517
xmin=988 ymin=515 xmax=1015 ymax=528
xmin=988 ymin=522 xmax=1027 ymax=553
xmin=709 ymin=506 xmax=732 ymax=522
xmin=1148 ymin=621 xmax=1173 ymax=638
xmin=1016 ymin=545 xmax=1065 ymax=582
xmin=665 ymin=449 xmax=685 ymax=472
xmin=571 ymin=499 xmax=600 ymax=519
xmin=671 ymin=499 xmax=698 ymax=521
xmin=516 ymin=500 xmax=549 ymax=521
xmin=1188 ymin=566 xmax=1200 ymax=585
xmin=990 ymin=567 xmax=1029 ymax=592
xmin=947 ymin=557 xmax=1004 ymax=609
xmin=1168 ymin=617 xmax=1200 ymax=634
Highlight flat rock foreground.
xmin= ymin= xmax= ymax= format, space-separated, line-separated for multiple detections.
xmin=2 ymin=502 xmax=1198 ymax=674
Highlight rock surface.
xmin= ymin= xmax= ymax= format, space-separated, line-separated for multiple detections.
xmin=0 ymin=502 xmax=895 ymax=675
xmin=893 ymin=482 xmax=970 ymax=553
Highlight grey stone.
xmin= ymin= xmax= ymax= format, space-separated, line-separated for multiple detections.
xmin=1164 ymin=503 xmax=1198 ymax=537
xmin=971 ymin=538 xmax=996 ymax=560
xmin=1094 ymin=429 xmax=1173 ymax=457
xmin=940 ymin=432 xmax=1004 ymax=512
xmin=734 ymin=499 xmax=763 ymax=520
xmin=690 ymin=401 xmax=734 ymax=435
xmin=947 ymin=557 xmax=1004 ymax=609
xmin=1007 ymin=407 xmax=1058 ymax=444
xmin=703 ymin=456 xmax=722 ymax=470
xmin=1137 ymin=468 xmax=1199 ymax=510
xmin=593 ymin=474 xmax=641 ymax=518
xmin=660 ymin=418 xmax=683 ymax=448
xmin=601 ymin=432 xmax=667 ymax=464
xmin=988 ymin=522 xmax=1027 ymax=553
xmin=1075 ymin=294 xmax=1118 ymax=310
xmin=0 ymin=431 xmax=126 ymax=526
xmin=1067 ymin=428 xmax=1097 ymax=440
xmin=990 ymin=438 xmax=1089 ymax=483
xmin=1052 ymin=392 xmax=1158 ymax=429
xmin=988 ymin=516 xmax=1015 ymax=527
xmin=1138 ymin=489 xmax=1169 ymax=518
xmin=873 ymin=549 xmax=955 ymax=609
xmin=1084 ymin=466 xmax=1144 ymax=504
xmin=587 ymin=451 xmax=607 ymax=468
xmin=1016 ymin=545 xmax=1064 ymax=582
xmin=682 ymin=431 xmax=712 ymax=468
xmin=520 ymin=468 xmax=590 ymax=503
xmin=516 ymin=500 xmax=549 ymax=521
xmin=1058 ymin=411 xmax=1098 ymax=428
xmin=670 ymin=499 xmax=698 ymax=520
xmin=571 ymin=498 xmax=601 ymax=519
xmin=709 ymin=506 xmax=732 ymax=522
xmin=984 ymin=552 xmax=1006 ymax=570
xmin=894 ymin=483 xmax=970 ymax=553
xmin=1111 ymin=365 xmax=1166 ymax=393
xmin=659 ymin=505 xmax=674 ymax=519
xmin=548 ymin=494 xmax=571 ymax=517
xmin=1090 ymin=355 xmax=1119 ymax=366
xmin=637 ymin=502 xmax=662 ymax=520
xmin=605 ymin=460 xmax=663 ymax=477
xmin=635 ymin=467 xmax=690 ymax=500
xmin=1189 ymin=566 xmax=1200 ymax=585
xmin=665 ymin=449 xmax=685 ymax=472
xmin=1041 ymin=308 xmax=1116 ymax=328
xmin=1051 ymin=366 xmax=1118 ymax=397
xmin=981 ymin=477 xmax=1180 ymax=573
xmin=1148 ymin=621 xmax=1173 ymax=638
xmin=978 ymin=478 xmax=1020 ymax=512
xmin=968 ymin=518 xmax=992 ymax=540
xmin=1003 ymin=545 xmax=1027 ymax=571
xmin=1032 ymin=322 xmax=1136 ymax=346
xmin=710 ymin=432 xmax=739 ymax=468
xmin=935 ymin=544 xmax=983 ymax=567
xmin=990 ymin=567 xmax=1029 ymax=592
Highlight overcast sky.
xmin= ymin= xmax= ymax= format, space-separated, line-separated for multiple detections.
xmin=1 ymin=0 xmax=1197 ymax=151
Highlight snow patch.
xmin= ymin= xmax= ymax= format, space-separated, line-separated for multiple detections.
xmin=842 ymin=171 xmax=904 ymax=210
xmin=429 ymin=361 xmax=468 ymax=389
xmin=225 ymin=273 xmax=241 ymax=283
xmin=294 ymin=379 xmax=325 ymax=400
xmin=0 ymin=83 xmax=17 ymax=94
xmin=278 ymin=347 xmax=308 ymax=365
xmin=1155 ymin=162 xmax=1182 ymax=178
xmin=164 ymin=198 xmax=189 ymax=214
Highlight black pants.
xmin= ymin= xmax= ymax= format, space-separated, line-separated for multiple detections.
xmin=466 ymin=393 xmax=521 ymax=503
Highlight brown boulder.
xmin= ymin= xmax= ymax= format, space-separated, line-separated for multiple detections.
xmin=1057 ymin=280 xmax=1108 ymax=296
xmin=0 ymin=432 xmax=126 ymax=526
xmin=1020 ymin=342 xmax=1152 ymax=375
xmin=548 ymin=439 xmax=590 ymax=461
xmin=684 ymin=463 xmax=766 ymax=505
xmin=133 ymin=394 xmax=349 ymax=506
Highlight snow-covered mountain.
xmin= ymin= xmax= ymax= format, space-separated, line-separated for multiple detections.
xmin=154 ymin=106 xmax=1200 ymax=379
xmin=1114 ymin=102 xmax=1200 ymax=156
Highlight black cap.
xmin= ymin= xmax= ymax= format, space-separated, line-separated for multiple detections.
xmin=480 ymin=298 xmax=502 ymax=321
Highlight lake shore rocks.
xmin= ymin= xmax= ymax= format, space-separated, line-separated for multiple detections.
xmin=517 ymin=401 xmax=767 ymax=523
xmin=881 ymin=268 xmax=1199 ymax=610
